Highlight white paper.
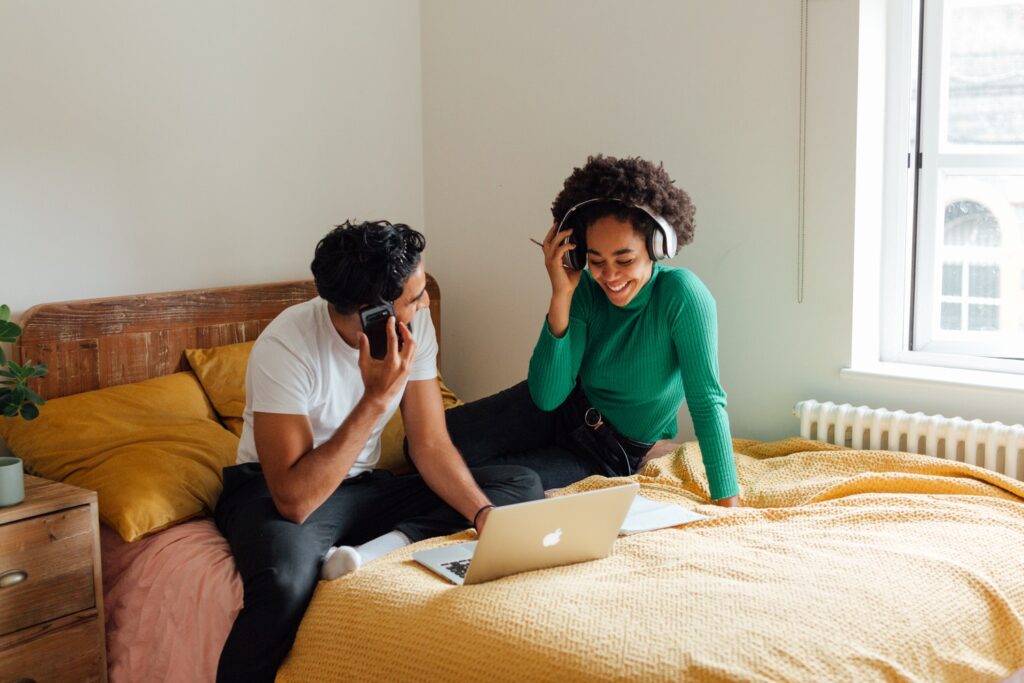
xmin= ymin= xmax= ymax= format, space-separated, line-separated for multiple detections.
xmin=619 ymin=495 xmax=709 ymax=535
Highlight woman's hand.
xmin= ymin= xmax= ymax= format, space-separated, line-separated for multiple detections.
xmin=713 ymin=496 xmax=742 ymax=508
xmin=541 ymin=222 xmax=583 ymax=298
xmin=539 ymin=222 xmax=583 ymax=338
xmin=358 ymin=317 xmax=416 ymax=407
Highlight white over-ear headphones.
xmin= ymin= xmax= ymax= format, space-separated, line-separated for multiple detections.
xmin=558 ymin=198 xmax=679 ymax=271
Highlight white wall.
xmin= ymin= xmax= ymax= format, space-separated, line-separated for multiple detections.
xmin=0 ymin=0 xmax=424 ymax=318
xmin=2 ymin=1 xmax=1017 ymax=447
xmin=421 ymin=0 xmax=1023 ymax=441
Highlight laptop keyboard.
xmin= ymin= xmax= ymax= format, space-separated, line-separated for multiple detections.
xmin=441 ymin=559 xmax=472 ymax=578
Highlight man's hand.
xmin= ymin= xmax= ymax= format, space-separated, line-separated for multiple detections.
xmin=473 ymin=504 xmax=494 ymax=534
xmin=358 ymin=316 xmax=416 ymax=406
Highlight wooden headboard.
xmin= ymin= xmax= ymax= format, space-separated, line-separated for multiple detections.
xmin=14 ymin=275 xmax=441 ymax=400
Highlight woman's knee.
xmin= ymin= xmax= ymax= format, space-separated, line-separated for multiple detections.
xmin=478 ymin=465 xmax=545 ymax=503
xmin=515 ymin=467 xmax=546 ymax=501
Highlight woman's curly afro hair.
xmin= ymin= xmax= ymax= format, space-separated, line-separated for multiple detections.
xmin=550 ymin=155 xmax=695 ymax=247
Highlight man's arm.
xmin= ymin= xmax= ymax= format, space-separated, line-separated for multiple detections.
xmin=402 ymin=377 xmax=494 ymax=531
xmin=253 ymin=399 xmax=387 ymax=524
xmin=256 ymin=319 xmax=415 ymax=524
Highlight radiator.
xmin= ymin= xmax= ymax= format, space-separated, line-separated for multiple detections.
xmin=793 ymin=399 xmax=1024 ymax=480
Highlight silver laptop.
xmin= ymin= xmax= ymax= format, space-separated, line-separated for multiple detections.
xmin=413 ymin=483 xmax=639 ymax=585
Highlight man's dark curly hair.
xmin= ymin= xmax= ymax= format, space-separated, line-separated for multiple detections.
xmin=311 ymin=220 xmax=426 ymax=314
xmin=551 ymin=155 xmax=695 ymax=247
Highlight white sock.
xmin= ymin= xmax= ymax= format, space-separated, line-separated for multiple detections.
xmin=320 ymin=546 xmax=361 ymax=580
xmin=320 ymin=531 xmax=410 ymax=581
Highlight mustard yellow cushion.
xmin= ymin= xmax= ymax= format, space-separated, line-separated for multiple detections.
xmin=184 ymin=340 xmax=463 ymax=471
xmin=185 ymin=341 xmax=253 ymax=437
xmin=0 ymin=372 xmax=239 ymax=542
xmin=378 ymin=380 xmax=464 ymax=472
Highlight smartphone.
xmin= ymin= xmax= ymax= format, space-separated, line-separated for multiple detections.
xmin=359 ymin=303 xmax=407 ymax=360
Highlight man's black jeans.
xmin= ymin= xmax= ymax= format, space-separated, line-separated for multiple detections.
xmin=214 ymin=462 xmax=543 ymax=683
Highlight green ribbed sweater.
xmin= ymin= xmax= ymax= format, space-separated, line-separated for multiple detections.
xmin=527 ymin=264 xmax=740 ymax=500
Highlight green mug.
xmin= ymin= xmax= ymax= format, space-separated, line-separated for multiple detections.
xmin=0 ymin=456 xmax=25 ymax=507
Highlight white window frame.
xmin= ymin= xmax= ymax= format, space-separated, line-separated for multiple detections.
xmin=876 ymin=0 xmax=1024 ymax=377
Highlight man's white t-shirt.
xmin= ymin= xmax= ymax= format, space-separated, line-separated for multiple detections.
xmin=235 ymin=298 xmax=438 ymax=477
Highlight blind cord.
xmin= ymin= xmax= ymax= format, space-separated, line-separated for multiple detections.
xmin=798 ymin=0 xmax=809 ymax=304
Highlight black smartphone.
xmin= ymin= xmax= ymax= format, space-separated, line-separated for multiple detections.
xmin=359 ymin=303 xmax=405 ymax=360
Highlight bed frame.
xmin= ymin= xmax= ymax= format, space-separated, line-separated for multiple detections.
xmin=14 ymin=276 xmax=441 ymax=400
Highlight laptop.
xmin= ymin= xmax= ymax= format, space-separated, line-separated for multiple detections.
xmin=413 ymin=482 xmax=639 ymax=585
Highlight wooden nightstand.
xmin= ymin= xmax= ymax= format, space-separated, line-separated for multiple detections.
xmin=0 ymin=475 xmax=106 ymax=683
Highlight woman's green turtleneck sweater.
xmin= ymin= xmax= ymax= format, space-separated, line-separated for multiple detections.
xmin=527 ymin=264 xmax=740 ymax=501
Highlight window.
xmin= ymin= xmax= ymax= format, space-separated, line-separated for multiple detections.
xmin=883 ymin=0 xmax=1024 ymax=374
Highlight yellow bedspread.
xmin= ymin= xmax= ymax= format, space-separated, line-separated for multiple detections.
xmin=278 ymin=438 xmax=1024 ymax=682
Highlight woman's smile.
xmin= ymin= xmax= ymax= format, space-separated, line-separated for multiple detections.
xmin=600 ymin=278 xmax=635 ymax=303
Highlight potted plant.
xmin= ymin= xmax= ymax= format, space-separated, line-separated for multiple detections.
xmin=0 ymin=305 xmax=47 ymax=420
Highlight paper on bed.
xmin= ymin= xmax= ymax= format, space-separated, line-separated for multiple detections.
xmin=618 ymin=494 xmax=708 ymax=534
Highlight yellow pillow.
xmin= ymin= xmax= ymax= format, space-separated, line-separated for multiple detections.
xmin=185 ymin=341 xmax=253 ymax=437
xmin=0 ymin=372 xmax=239 ymax=542
xmin=378 ymin=380 xmax=464 ymax=472
xmin=184 ymin=340 xmax=463 ymax=471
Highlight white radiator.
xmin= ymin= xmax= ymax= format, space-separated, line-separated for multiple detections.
xmin=794 ymin=399 xmax=1024 ymax=480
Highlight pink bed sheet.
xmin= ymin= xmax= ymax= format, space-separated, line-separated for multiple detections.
xmin=101 ymin=518 xmax=242 ymax=683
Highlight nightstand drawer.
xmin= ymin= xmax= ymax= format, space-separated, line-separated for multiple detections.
xmin=0 ymin=505 xmax=95 ymax=635
xmin=0 ymin=612 xmax=103 ymax=683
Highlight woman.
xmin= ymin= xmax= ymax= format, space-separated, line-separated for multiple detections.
xmin=445 ymin=155 xmax=741 ymax=506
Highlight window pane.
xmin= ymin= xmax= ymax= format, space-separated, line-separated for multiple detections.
xmin=969 ymin=264 xmax=1000 ymax=297
xmin=944 ymin=199 xmax=1001 ymax=246
xmin=923 ymin=176 xmax=1024 ymax=356
xmin=941 ymin=302 xmax=963 ymax=330
xmin=942 ymin=263 xmax=963 ymax=295
xmin=968 ymin=303 xmax=1000 ymax=330
xmin=930 ymin=176 xmax=1021 ymax=351
xmin=946 ymin=1 xmax=1024 ymax=145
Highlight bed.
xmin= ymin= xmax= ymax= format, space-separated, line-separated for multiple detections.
xmin=4 ymin=278 xmax=1024 ymax=683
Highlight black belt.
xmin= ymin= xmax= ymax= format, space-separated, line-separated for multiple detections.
xmin=560 ymin=383 xmax=653 ymax=477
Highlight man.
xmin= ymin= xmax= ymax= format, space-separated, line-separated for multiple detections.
xmin=214 ymin=220 xmax=544 ymax=682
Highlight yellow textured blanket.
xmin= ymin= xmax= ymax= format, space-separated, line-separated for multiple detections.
xmin=278 ymin=439 xmax=1024 ymax=682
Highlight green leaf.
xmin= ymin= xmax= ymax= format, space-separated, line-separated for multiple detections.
xmin=33 ymin=363 xmax=48 ymax=378
xmin=0 ymin=346 xmax=5 ymax=366
xmin=18 ymin=363 xmax=35 ymax=381
xmin=2 ymin=403 xmax=18 ymax=417
xmin=0 ymin=304 xmax=8 ymax=322
xmin=0 ymin=321 xmax=20 ymax=343
xmin=6 ymin=361 xmax=21 ymax=374
xmin=24 ymin=387 xmax=44 ymax=406
xmin=0 ymin=370 xmax=16 ymax=379
xmin=19 ymin=403 xmax=39 ymax=420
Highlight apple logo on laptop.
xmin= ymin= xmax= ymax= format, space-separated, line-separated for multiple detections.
xmin=542 ymin=528 xmax=562 ymax=547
